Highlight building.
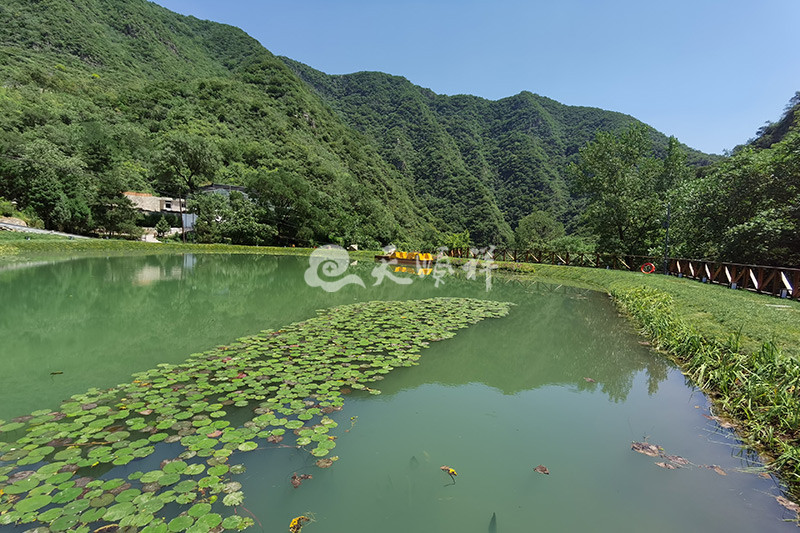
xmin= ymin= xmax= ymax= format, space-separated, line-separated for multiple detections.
xmin=123 ymin=192 xmax=185 ymax=214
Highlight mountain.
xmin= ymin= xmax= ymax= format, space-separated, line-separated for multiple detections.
xmin=0 ymin=0 xmax=719 ymax=249
xmin=0 ymin=0 xmax=438 ymax=247
xmin=281 ymin=58 xmax=718 ymax=242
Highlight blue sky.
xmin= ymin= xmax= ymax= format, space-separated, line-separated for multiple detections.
xmin=152 ymin=0 xmax=800 ymax=155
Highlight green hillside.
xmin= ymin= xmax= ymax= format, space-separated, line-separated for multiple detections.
xmin=281 ymin=58 xmax=717 ymax=240
xmin=8 ymin=0 xmax=775 ymax=258
xmin=0 ymin=0 xmax=438 ymax=248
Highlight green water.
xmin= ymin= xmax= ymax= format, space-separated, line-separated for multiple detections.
xmin=0 ymin=254 xmax=795 ymax=531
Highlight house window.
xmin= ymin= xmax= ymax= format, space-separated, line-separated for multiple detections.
xmin=165 ymin=202 xmax=172 ymax=210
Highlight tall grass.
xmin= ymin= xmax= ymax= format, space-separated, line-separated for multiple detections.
xmin=613 ymin=285 xmax=800 ymax=495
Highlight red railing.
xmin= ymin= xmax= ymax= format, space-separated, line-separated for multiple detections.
xmin=446 ymin=248 xmax=800 ymax=301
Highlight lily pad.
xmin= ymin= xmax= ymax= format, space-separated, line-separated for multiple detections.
xmin=188 ymin=502 xmax=211 ymax=517
xmin=222 ymin=491 xmax=244 ymax=506
xmin=167 ymin=515 xmax=194 ymax=532
xmin=103 ymin=501 xmax=136 ymax=521
xmin=14 ymin=494 xmax=53 ymax=513
xmin=237 ymin=441 xmax=258 ymax=452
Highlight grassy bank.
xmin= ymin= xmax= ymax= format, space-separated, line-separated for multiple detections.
xmin=3 ymin=238 xmax=800 ymax=498
xmin=0 ymin=234 xmax=317 ymax=262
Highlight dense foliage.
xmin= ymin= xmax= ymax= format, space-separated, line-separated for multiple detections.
xmin=0 ymin=0 xmax=437 ymax=248
xmin=564 ymin=103 xmax=799 ymax=266
xmin=671 ymin=99 xmax=800 ymax=265
xmin=0 ymin=0 xmax=795 ymax=264
xmin=281 ymin=58 xmax=717 ymax=247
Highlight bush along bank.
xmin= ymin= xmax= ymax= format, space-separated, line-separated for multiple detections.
xmin=613 ymin=285 xmax=800 ymax=500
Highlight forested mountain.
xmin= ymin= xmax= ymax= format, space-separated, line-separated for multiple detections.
xmin=281 ymin=58 xmax=717 ymax=243
xmin=5 ymin=0 xmax=790 ymax=264
xmin=0 ymin=0 xmax=439 ymax=247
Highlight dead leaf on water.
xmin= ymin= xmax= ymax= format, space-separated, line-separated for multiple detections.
xmin=316 ymin=457 xmax=338 ymax=468
xmin=290 ymin=473 xmax=312 ymax=489
xmin=702 ymin=413 xmax=736 ymax=429
xmin=776 ymin=496 xmax=800 ymax=513
xmin=631 ymin=441 xmax=660 ymax=457
xmin=662 ymin=454 xmax=690 ymax=466
xmin=705 ymin=464 xmax=727 ymax=476
xmin=655 ymin=462 xmax=678 ymax=470
xmin=534 ymin=465 xmax=550 ymax=475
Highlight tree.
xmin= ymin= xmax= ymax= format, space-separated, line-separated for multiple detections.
xmin=246 ymin=168 xmax=325 ymax=245
xmin=514 ymin=210 xmax=564 ymax=250
xmin=571 ymin=125 xmax=664 ymax=255
xmin=153 ymin=133 xmax=220 ymax=197
xmin=91 ymin=172 xmax=141 ymax=237
xmin=6 ymin=138 xmax=92 ymax=232
xmin=188 ymin=191 xmax=276 ymax=246
xmin=155 ymin=215 xmax=171 ymax=239
xmin=442 ymin=230 xmax=470 ymax=252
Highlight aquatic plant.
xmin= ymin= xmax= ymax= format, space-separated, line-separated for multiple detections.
xmin=614 ymin=286 xmax=800 ymax=499
xmin=0 ymin=297 xmax=512 ymax=531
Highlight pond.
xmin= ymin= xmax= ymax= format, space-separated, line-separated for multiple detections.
xmin=0 ymin=253 xmax=796 ymax=532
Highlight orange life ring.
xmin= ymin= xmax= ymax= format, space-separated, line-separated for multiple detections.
xmin=640 ymin=262 xmax=656 ymax=274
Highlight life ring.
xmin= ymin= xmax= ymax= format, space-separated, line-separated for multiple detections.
xmin=640 ymin=262 xmax=656 ymax=274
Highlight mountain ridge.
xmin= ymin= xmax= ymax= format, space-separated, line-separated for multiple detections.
xmin=280 ymin=56 xmax=718 ymax=238
xmin=0 ymin=0 xmax=722 ymax=249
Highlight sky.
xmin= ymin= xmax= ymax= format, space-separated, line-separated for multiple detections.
xmin=151 ymin=0 xmax=800 ymax=155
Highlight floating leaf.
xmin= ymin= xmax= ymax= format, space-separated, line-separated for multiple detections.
xmin=14 ymin=494 xmax=52 ymax=513
xmin=229 ymin=464 xmax=246 ymax=475
xmin=103 ymin=502 xmax=135 ymax=521
xmin=222 ymin=491 xmax=244 ymax=506
xmin=315 ymin=456 xmax=339 ymax=468
xmin=196 ymin=512 xmax=222 ymax=530
xmin=776 ymin=495 xmax=800 ymax=513
xmin=708 ymin=465 xmax=727 ymax=476
xmin=237 ymin=441 xmax=258 ymax=452
xmin=162 ymin=460 xmax=188 ymax=474
xmin=140 ymin=470 xmax=165 ymax=484
xmin=207 ymin=464 xmax=229 ymax=477
xmin=663 ymin=454 xmax=690 ymax=466
xmin=655 ymin=462 xmax=678 ymax=470
xmin=221 ymin=515 xmax=249 ymax=530
xmin=631 ymin=441 xmax=660 ymax=457
xmin=89 ymin=492 xmax=115 ymax=508
xmin=188 ymin=502 xmax=211 ymax=517
xmin=167 ymin=515 xmax=194 ymax=532
xmin=50 ymin=514 xmax=79 ymax=531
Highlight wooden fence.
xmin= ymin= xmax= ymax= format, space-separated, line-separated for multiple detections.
xmin=446 ymin=248 xmax=800 ymax=301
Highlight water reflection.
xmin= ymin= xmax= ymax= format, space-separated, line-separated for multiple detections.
xmin=0 ymin=254 xmax=669 ymax=419
xmin=0 ymin=254 xmax=794 ymax=533
xmin=371 ymin=287 xmax=670 ymax=402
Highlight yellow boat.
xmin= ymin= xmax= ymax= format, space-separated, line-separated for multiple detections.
xmin=374 ymin=250 xmax=435 ymax=266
